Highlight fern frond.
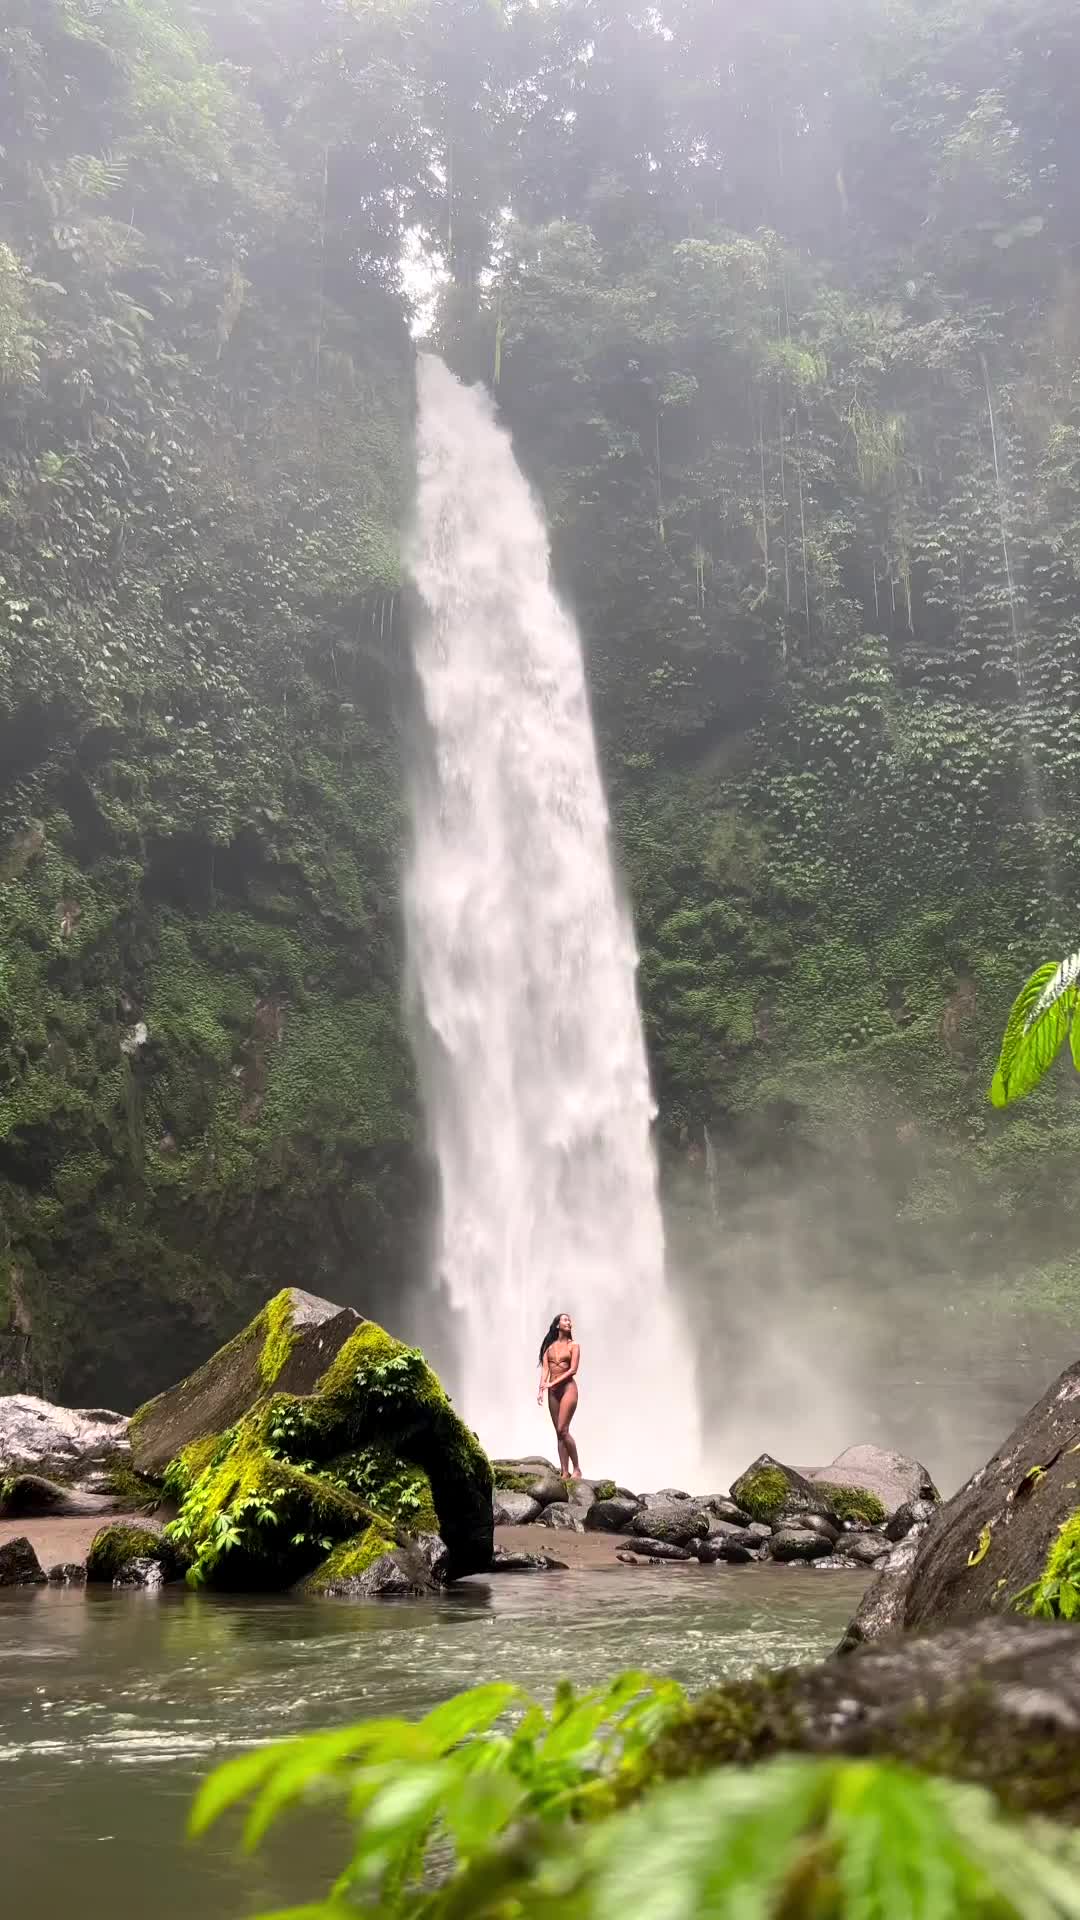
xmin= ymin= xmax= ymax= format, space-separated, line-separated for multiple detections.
xmin=989 ymin=954 xmax=1080 ymax=1108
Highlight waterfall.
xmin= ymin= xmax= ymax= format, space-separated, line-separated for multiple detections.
xmin=403 ymin=356 xmax=702 ymax=1487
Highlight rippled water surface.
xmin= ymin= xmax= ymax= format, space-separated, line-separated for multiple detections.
xmin=1 ymin=1566 xmax=865 ymax=1919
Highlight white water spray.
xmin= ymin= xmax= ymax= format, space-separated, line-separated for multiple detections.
xmin=403 ymin=357 xmax=701 ymax=1487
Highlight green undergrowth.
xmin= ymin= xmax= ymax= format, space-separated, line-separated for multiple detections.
xmin=302 ymin=1522 xmax=398 ymax=1594
xmin=1014 ymin=1510 xmax=1080 ymax=1620
xmin=731 ymin=1465 xmax=790 ymax=1523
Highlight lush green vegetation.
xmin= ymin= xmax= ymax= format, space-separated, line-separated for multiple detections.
xmin=5 ymin=0 xmax=1080 ymax=1400
xmin=192 ymin=1673 xmax=1080 ymax=1918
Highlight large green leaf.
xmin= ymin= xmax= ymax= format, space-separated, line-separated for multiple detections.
xmin=989 ymin=955 xmax=1080 ymax=1108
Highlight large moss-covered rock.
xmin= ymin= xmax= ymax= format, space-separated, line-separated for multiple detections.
xmin=156 ymin=1297 xmax=493 ymax=1588
xmin=128 ymin=1290 xmax=364 ymax=1476
xmin=848 ymin=1356 xmax=1080 ymax=1640
xmin=806 ymin=1445 xmax=938 ymax=1520
xmin=639 ymin=1619 xmax=1080 ymax=1820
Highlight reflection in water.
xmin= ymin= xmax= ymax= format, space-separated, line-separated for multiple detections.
xmin=0 ymin=1569 xmax=864 ymax=1919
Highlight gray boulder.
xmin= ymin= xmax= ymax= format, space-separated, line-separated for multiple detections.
xmin=493 ymin=1491 xmax=542 ymax=1526
xmin=0 ymin=1395 xmax=129 ymax=1481
xmin=47 ymin=1563 xmax=87 ymax=1585
xmin=885 ymin=1497 xmax=938 ymax=1542
xmin=631 ymin=1499 xmax=709 ymax=1546
xmin=114 ymin=1556 xmax=165 ymax=1591
xmin=0 ymin=1473 xmax=120 ymax=1520
xmin=536 ymin=1503 xmax=583 ymax=1532
xmin=490 ymin=1547 xmax=568 ymax=1572
xmin=567 ymin=1480 xmax=597 ymax=1517
xmin=710 ymin=1524 xmax=761 ymax=1554
xmin=777 ymin=1511 xmax=839 ymax=1544
xmin=838 ymin=1535 xmax=923 ymax=1650
xmin=809 ymin=1555 xmax=863 ymax=1570
xmin=806 ymin=1444 xmax=939 ymax=1519
xmin=0 ymin=1535 xmax=46 ymax=1586
xmin=767 ymin=1528 xmax=836 ymax=1563
xmin=585 ymin=1496 xmax=640 ymax=1534
xmin=704 ymin=1497 xmax=753 ymax=1527
xmin=623 ymin=1538 xmax=694 ymax=1561
xmin=839 ymin=1531 xmax=891 ymax=1568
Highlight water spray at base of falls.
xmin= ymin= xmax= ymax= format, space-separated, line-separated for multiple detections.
xmin=403 ymin=356 xmax=702 ymax=1489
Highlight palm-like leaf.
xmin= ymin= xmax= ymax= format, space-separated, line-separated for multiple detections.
xmin=989 ymin=952 xmax=1080 ymax=1108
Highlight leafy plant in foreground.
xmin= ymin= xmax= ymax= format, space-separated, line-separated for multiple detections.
xmin=192 ymin=1676 xmax=1080 ymax=1919
xmin=989 ymin=950 xmax=1080 ymax=1107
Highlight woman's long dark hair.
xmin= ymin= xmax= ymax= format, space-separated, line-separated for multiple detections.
xmin=538 ymin=1315 xmax=569 ymax=1365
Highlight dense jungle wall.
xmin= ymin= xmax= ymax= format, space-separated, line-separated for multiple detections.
xmin=3 ymin=0 xmax=1080 ymax=1404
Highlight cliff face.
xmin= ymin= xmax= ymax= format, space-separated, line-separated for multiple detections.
xmin=4 ymin=0 xmax=1080 ymax=1404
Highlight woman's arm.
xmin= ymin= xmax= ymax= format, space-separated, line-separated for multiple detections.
xmin=537 ymin=1356 xmax=549 ymax=1404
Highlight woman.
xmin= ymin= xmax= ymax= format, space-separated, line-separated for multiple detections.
xmin=537 ymin=1312 xmax=581 ymax=1479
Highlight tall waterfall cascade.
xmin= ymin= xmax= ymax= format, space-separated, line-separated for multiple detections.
xmin=403 ymin=355 xmax=702 ymax=1487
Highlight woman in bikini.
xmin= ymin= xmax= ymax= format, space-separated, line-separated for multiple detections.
xmin=537 ymin=1312 xmax=581 ymax=1478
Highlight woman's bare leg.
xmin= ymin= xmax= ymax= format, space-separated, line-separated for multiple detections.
xmin=556 ymin=1382 xmax=581 ymax=1477
xmin=548 ymin=1390 xmax=570 ymax=1475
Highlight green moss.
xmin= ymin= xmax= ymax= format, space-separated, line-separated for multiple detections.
xmin=162 ymin=1432 xmax=224 ymax=1501
xmin=86 ymin=1522 xmax=186 ymax=1583
xmin=303 ymin=1522 xmax=397 ymax=1594
xmin=815 ymin=1483 xmax=887 ymax=1529
xmin=100 ymin=1463 xmax=160 ymax=1510
xmin=593 ymin=1479 xmax=618 ymax=1502
xmin=258 ymin=1289 xmax=298 ymax=1387
xmin=165 ymin=1405 xmax=376 ymax=1589
xmin=493 ymin=1468 xmax=534 ymax=1493
xmin=324 ymin=1446 xmax=438 ymax=1533
xmin=732 ymin=1466 xmax=790 ymax=1523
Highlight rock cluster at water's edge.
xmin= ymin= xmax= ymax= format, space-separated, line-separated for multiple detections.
xmin=490 ymin=1445 xmax=936 ymax=1570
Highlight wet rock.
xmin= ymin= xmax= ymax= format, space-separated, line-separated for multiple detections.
xmin=536 ymin=1503 xmax=583 ymax=1532
xmin=86 ymin=1522 xmax=188 ymax=1585
xmin=699 ymin=1537 xmax=754 ymax=1565
xmin=653 ymin=1487 xmax=692 ymax=1502
xmin=731 ymin=1454 xmax=833 ymax=1526
xmin=767 ymin=1528 xmax=836 ymax=1563
xmin=0 ymin=1395 xmax=129 ymax=1481
xmin=491 ymin=1546 xmax=568 ymax=1572
xmin=413 ymin=1532 xmax=451 ymax=1585
xmin=839 ymin=1531 xmax=892 ymax=1568
xmin=114 ymin=1556 xmax=165 ymax=1591
xmin=631 ymin=1499 xmax=709 ymax=1546
xmin=709 ymin=1524 xmax=761 ymax=1554
xmin=806 ymin=1444 xmax=939 ymax=1520
xmin=747 ymin=1521 xmax=773 ymax=1541
xmin=525 ymin=1472 xmax=569 ymax=1508
xmin=47 ymin=1563 xmax=87 ymax=1586
xmin=0 ymin=1536 xmax=46 ymax=1586
xmin=567 ymin=1480 xmax=597 ymax=1516
xmin=885 ymin=1497 xmax=938 ymax=1542
xmin=625 ymin=1537 xmax=694 ymax=1561
xmin=704 ymin=1497 xmax=753 ymax=1527
xmin=0 ymin=1473 xmax=119 ymax=1520
xmin=809 ymin=1555 xmax=863 ymax=1571
xmin=585 ymin=1496 xmax=640 ymax=1534
xmin=837 ymin=1535 xmax=922 ymax=1651
xmin=646 ymin=1618 xmax=1080 ymax=1821
xmin=777 ymin=1511 xmax=839 ymax=1544
xmin=493 ymin=1491 xmax=542 ymax=1526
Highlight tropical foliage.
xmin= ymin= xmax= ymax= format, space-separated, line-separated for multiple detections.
xmin=7 ymin=0 xmax=1080 ymax=1394
xmin=191 ymin=1675 xmax=1080 ymax=1920
xmin=990 ymin=953 xmax=1080 ymax=1107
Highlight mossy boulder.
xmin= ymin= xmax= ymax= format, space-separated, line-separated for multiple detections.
xmin=847 ymin=1356 xmax=1080 ymax=1639
xmin=636 ymin=1618 xmax=1080 ymax=1821
xmin=86 ymin=1521 xmax=188 ymax=1584
xmin=0 ymin=1473 xmax=118 ymax=1520
xmin=155 ymin=1299 xmax=493 ymax=1588
xmin=730 ymin=1455 xmax=834 ymax=1526
xmin=128 ymin=1289 xmax=364 ymax=1477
